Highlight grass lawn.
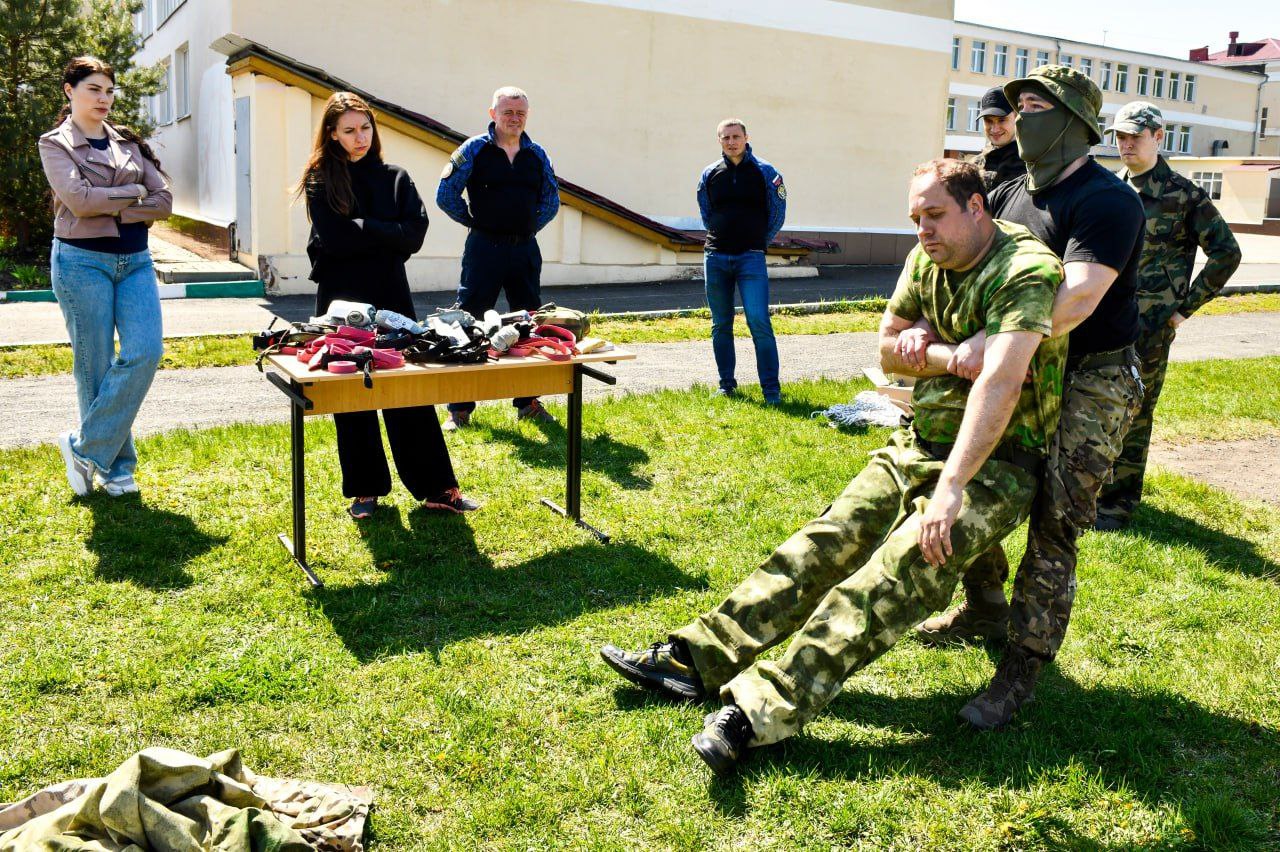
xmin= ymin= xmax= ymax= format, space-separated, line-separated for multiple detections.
xmin=6 ymin=293 xmax=1275 ymax=379
xmin=2 ymin=374 xmax=1278 ymax=849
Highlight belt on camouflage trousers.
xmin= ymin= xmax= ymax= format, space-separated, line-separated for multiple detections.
xmin=912 ymin=428 xmax=1045 ymax=478
xmin=1066 ymin=344 xmax=1136 ymax=373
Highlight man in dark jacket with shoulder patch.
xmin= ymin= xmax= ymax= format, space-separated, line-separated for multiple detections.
xmin=970 ymin=86 xmax=1026 ymax=192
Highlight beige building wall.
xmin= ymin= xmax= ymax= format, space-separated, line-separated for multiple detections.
xmin=947 ymin=22 xmax=1262 ymax=161
xmin=1166 ymin=157 xmax=1280 ymax=225
xmin=229 ymin=0 xmax=955 ymax=234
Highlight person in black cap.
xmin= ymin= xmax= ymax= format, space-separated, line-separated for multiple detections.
xmin=970 ymin=86 xmax=1026 ymax=191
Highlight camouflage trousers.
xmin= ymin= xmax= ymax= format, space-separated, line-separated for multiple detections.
xmin=964 ymin=356 xmax=1143 ymax=659
xmin=672 ymin=428 xmax=1039 ymax=746
xmin=1097 ymin=323 xmax=1176 ymax=523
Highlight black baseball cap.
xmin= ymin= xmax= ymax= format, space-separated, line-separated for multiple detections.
xmin=977 ymin=86 xmax=1013 ymax=118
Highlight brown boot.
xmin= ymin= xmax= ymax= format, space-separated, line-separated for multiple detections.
xmin=916 ymin=583 xmax=1009 ymax=645
xmin=958 ymin=645 xmax=1045 ymax=730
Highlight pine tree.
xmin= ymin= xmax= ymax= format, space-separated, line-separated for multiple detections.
xmin=0 ymin=0 xmax=162 ymax=254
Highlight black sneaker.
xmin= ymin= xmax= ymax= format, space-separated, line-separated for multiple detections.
xmin=599 ymin=641 xmax=705 ymax=701
xmin=692 ymin=704 xmax=753 ymax=774
xmin=422 ymin=488 xmax=481 ymax=513
xmin=517 ymin=400 xmax=557 ymax=424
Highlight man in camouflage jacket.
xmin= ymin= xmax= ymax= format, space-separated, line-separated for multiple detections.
xmin=599 ymin=159 xmax=1066 ymax=774
xmin=1095 ymin=102 xmax=1241 ymax=529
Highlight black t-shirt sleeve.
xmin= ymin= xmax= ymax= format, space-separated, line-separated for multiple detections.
xmin=988 ymin=177 xmax=1019 ymax=218
xmin=1061 ymin=187 xmax=1144 ymax=272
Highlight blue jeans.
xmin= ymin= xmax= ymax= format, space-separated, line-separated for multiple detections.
xmin=50 ymin=240 xmax=163 ymax=478
xmin=704 ymin=250 xmax=780 ymax=400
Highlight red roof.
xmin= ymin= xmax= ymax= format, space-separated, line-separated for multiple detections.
xmin=1197 ymin=37 xmax=1280 ymax=65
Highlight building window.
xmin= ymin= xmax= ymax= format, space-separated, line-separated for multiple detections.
xmin=952 ymin=36 xmax=960 ymax=70
xmin=1153 ymin=69 xmax=1165 ymax=99
xmin=946 ymin=97 xmax=956 ymax=131
xmin=1261 ymin=107 xmax=1269 ymax=141
xmin=1100 ymin=61 xmax=1112 ymax=90
xmin=971 ymin=40 xmax=987 ymax=73
xmin=1137 ymin=66 xmax=1149 ymax=96
xmin=152 ymin=60 xmax=172 ymax=125
xmin=134 ymin=0 xmax=153 ymax=37
xmin=993 ymin=44 xmax=1008 ymax=76
xmin=1035 ymin=49 xmax=1050 ymax=67
xmin=1061 ymin=54 xmax=1073 ymax=67
xmin=1191 ymin=171 xmax=1223 ymax=199
xmin=1179 ymin=125 xmax=1192 ymax=154
xmin=1079 ymin=57 xmax=1093 ymax=79
xmin=1096 ymin=118 xmax=1111 ymax=146
xmin=1163 ymin=126 xmax=1176 ymax=151
xmin=174 ymin=44 xmax=189 ymax=119
xmin=155 ymin=0 xmax=183 ymax=26
xmin=1115 ymin=64 xmax=1129 ymax=93
xmin=1184 ymin=74 xmax=1196 ymax=102
xmin=967 ymin=100 xmax=981 ymax=132
xmin=1014 ymin=48 xmax=1029 ymax=78
xmin=1169 ymin=71 xmax=1181 ymax=101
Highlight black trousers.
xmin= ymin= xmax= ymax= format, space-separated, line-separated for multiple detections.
xmin=448 ymin=230 xmax=543 ymax=414
xmin=335 ymin=405 xmax=458 ymax=500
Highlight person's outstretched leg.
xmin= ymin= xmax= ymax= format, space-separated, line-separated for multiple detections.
xmin=736 ymin=252 xmax=780 ymax=403
xmin=704 ymin=252 xmax=738 ymax=395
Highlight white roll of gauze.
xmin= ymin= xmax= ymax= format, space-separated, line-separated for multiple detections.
xmin=490 ymin=324 xmax=521 ymax=353
xmin=324 ymin=300 xmax=376 ymax=326
xmin=482 ymin=310 xmax=503 ymax=337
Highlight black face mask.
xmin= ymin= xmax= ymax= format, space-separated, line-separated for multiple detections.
xmin=1015 ymin=108 xmax=1092 ymax=194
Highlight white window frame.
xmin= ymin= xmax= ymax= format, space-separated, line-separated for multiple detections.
xmin=1115 ymin=64 xmax=1129 ymax=93
xmin=1184 ymin=74 xmax=1197 ymax=103
xmin=1137 ymin=67 xmax=1149 ymax=96
xmin=1100 ymin=61 xmax=1112 ymax=90
xmin=1014 ymin=48 xmax=1029 ymax=78
xmin=134 ymin=0 xmax=153 ymax=38
xmin=946 ymin=97 xmax=956 ymax=131
xmin=1262 ymin=107 xmax=1270 ymax=141
xmin=1079 ymin=57 xmax=1093 ymax=79
xmin=152 ymin=59 xmax=172 ymax=126
xmin=1163 ymin=125 xmax=1176 ymax=151
xmin=993 ymin=44 xmax=1008 ymax=76
xmin=173 ymin=44 xmax=190 ymax=120
xmin=952 ymin=37 xmax=960 ymax=70
xmin=155 ymin=0 xmax=185 ymax=28
xmin=971 ymin=40 xmax=987 ymax=74
xmin=1035 ymin=49 xmax=1050 ymax=67
xmin=1191 ymin=171 xmax=1223 ymax=199
xmin=1169 ymin=71 xmax=1181 ymax=101
xmin=1153 ymin=69 xmax=1165 ymax=99
xmin=1179 ymin=125 xmax=1192 ymax=154
xmin=1060 ymin=54 xmax=1073 ymax=67
xmin=967 ymin=101 xmax=981 ymax=133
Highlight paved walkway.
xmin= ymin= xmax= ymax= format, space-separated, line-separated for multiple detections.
xmin=3 ymin=312 xmax=1278 ymax=449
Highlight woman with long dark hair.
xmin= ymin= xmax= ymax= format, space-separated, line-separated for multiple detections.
xmin=300 ymin=92 xmax=477 ymax=519
xmin=38 ymin=56 xmax=171 ymax=497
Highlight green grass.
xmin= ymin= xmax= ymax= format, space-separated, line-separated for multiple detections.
xmin=1153 ymin=356 xmax=1280 ymax=441
xmin=2 ymin=374 xmax=1278 ymax=849
xmin=3 ymin=293 xmax=1278 ymax=379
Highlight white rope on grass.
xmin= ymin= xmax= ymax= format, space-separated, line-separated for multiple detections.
xmin=812 ymin=390 xmax=905 ymax=428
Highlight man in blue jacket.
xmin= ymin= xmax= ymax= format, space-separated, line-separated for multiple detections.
xmin=437 ymin=86 xmax=561 ymax=428
xmin=697 ymin=119 xmax=787 ymax=404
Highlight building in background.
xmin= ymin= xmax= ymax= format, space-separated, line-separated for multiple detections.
xmin=1190 ymin=32 xmax=1280 ymax=158
xmin=131 ymin=0 xmax=955 ymax=292
xmin=946 ymin=22 xmax=1264 ymax=165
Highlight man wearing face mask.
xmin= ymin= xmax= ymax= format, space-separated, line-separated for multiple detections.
xmin=911 ymin=66 xmax=1145 ymax=730
xmin=969 ymin=86 xmax=1025 ymax=192
xmin=1093 ymin=102 xmax=1240 ymax=531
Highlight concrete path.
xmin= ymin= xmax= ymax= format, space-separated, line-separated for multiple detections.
xmin=3 ymin=312 xmax=1278 ymax=450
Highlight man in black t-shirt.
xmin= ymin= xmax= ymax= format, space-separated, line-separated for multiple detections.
xmin=910 ymin=66 xmax=1144 ymax=730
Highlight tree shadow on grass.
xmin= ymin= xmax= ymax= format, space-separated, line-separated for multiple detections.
xmin=310 ymin=504 xmax=703 ymax=662
xmin=706 ymin=674 xmax=1278 ymax=847
xmin=1126 ymin=504 xmax=1280 ymax=582
xmin=84 ymin=494 xmax=225 ymax=589
xmin=484 ymin=421 xmax=652 ymax=490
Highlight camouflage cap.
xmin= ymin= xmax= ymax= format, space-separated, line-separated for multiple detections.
xmin=1106 ymin=101 xmax=1164 ymax=135
xmin=1004 ymin=64 xmax=1104 ymax=145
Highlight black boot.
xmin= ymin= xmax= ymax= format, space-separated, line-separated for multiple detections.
xmin=691 ymin=704 xmax=753 ymax=774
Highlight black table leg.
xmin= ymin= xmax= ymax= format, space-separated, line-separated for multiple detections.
xmin=542 ymin=363 xmax=610 ymax=542
xmin=273 ymin=378 xmax=323 ymax=587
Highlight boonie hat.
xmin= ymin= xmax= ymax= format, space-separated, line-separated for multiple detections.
xmin=1004 ymin=64 xmax=1104 ymax=145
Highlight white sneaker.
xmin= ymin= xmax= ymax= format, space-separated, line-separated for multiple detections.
xmin=57 ymin=431 xmax=94 ymax=496
xmin=98 ymin=474 xmax=140 ymax=497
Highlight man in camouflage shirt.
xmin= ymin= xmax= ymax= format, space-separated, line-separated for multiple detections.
xmin=1094 ymin=102 xmax=1242 ymax=529
xmin=599 ymin=159 xmax=1067 ymax=773
xmin=970 ymin=86 xmax=1027 ymax=192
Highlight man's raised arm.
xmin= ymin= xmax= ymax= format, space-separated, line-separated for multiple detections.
xmin=918 ymin=329 xmax=1044 ymax=565
xmin=1048 ymin=261 xmax=1118 ymax=338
